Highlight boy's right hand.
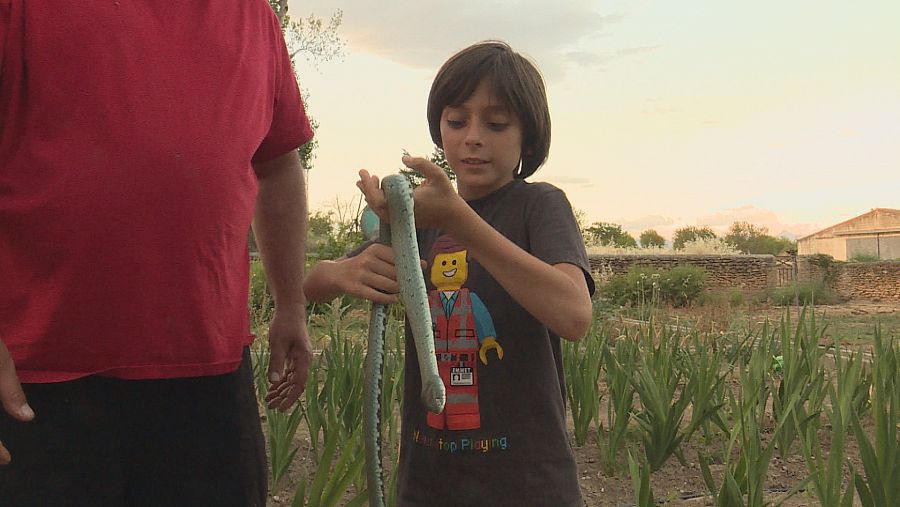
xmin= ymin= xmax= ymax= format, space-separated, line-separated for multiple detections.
xmin=357 ymin=156 xmax=466 ymax=232
xmin=339 ymin=243 xmax=404 ymax=305
xmin=0 ymin=339 xmax=34 ymax=465
xmin=399 ymin=155 xmax=467 ymax=231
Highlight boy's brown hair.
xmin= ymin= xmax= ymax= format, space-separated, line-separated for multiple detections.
xmin=427 ymin=40 xmax=551 ymax=179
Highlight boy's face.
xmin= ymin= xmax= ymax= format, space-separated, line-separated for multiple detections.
xmin=440 ymin=80 xmax=523 ymax=201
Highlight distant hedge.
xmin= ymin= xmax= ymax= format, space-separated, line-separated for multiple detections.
xmin=600 ymin=265 xmax=708 ymax=308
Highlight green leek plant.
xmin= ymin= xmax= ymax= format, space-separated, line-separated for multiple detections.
xmin=303 ymin=356 xmax=326 ymax=460
xmin=297 ymin=299 xmax=408 ymax=506
xmin=700 ymin=337 xmax=807 ymax=507
xmin=742 ymin=324 xmax=774 ymax=427
xmin=320 ymin=333 xmax=366 ymax=438
xmin=291 ymin=425 xmax=367 ymax=507
xmin=796 ymin=336 xmax=865 ymax=507
xmin=771 ymin=309 xmax=828 ymax=459
xmin=301 ymin=299 xmax=369 ymax=449
xmin=850 ymin=328 xmax=898 ymax=507
xmin=630 ymin=323 xmax=719 ymax=471
xmin=627 ymin=451 xmax=656 ymax=507
xmin=683 ymin=330 xmax=731 ymax=445
xmin=249 ymin=300 xmax=313 ymax=491
xmin=601 ymin=334 xmax=638 ymax=475
xmin=563 ymin=323 xmax=606 ymax=446
xmin=699 ymin=396 xmax=805 ymax=507
xmin=301 ymin=298 xmax=367 ymax=457
xmin=256 ymin=346 xmax=311 ymax=490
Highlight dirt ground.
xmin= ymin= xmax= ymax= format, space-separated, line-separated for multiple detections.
xmin=754 ymin=300 xmax=900 ymax=325
xmin=266 ymin=299 xmax=898 ymax=506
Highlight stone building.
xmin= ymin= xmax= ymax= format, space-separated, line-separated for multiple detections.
xmin=797 ymin=208 xmax=900 ymax=261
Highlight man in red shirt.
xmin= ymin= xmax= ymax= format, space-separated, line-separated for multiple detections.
xmin=0 ymin=2 xmax=313 ymax=505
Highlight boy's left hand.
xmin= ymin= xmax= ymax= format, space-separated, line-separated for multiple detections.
xmin=356 ymin=169 xmax=386 ymax=221
xmin=357 ymin=155 xmax=465 ymax=231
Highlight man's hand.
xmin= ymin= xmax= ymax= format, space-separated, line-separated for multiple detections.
xmin=263 ymin=308 xmax=313 ymax=412
xmin=252 ymin=150 xmax=311 ymax=412
xmin=1 ymin=340 xmax=34 ymax=465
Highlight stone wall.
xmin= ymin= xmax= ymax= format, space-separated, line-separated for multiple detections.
xmin=589 ymin=254 xmax=900 ymax=301
xmin=796 ymin=256 xmax=900 ymax=300
xmin=587 ymin=255 xmax=776 ymax=291
xmin=833 ymin=261 xmax=900 ymax=301
xmin=796 ymin=256 xmax=829 ymax=285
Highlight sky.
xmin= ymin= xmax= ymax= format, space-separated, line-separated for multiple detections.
xmin=286 ymin=0 xmax=900 ymax=241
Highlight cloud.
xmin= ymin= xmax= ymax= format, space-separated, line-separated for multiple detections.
xmin=566 ymin=44 xmax=663 ymax=67
xmin=640 ymin=104 xmax=682 ymax=116
xmin=615 ymin=45 xmax=662 ymax=58
xmin=694 ymin=205 xmax=820 ymax=239
xmin=597 ymin=207 xmax=821 ymax=241
xmin=614 ymin=214 xmax=676 ymax=232
xmin=609 ymin=215 xmax=683 ymax=242
xmin=289 ymin=0 xmax=624 ymax=79
xmin=551 ymin=175 xmax=595 ymax=187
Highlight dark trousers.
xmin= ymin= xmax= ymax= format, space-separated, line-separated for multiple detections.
xmin=0 ymin=349 xmax=267 ymax=507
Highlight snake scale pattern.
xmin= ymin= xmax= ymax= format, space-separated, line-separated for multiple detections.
xmin=363 ymin=174 xmax=445 ymax=507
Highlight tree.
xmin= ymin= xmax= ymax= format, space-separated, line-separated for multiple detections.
xmin=583 ymin=222 xmax=638 ymax=248
xmin=572 ymin=208 xmax=588 ymax=233
xmin=723 ymin=221 xmax=766 ymax=253
xmin=268 ymin=1 xmax=346 ymax=171
xmin=639 ymin=229 xmax=666 ymax=249
xmin=307 ymin=210 xmax=335 ymax=238
xmin=305 ymin=200 xmax=365 ymax=262
xmin=724 ymin=221 xmax=795 ymax=255
xmin=400 ymin=147 xmax=456 ymax=187
xmin=672 ymin=226 xmax=716 ymax=250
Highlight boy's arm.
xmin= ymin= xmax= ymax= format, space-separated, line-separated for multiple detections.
xmin=359 ymin=156 xmax=593 ymax=341
xmin=303 ymin=243 xmax=400 ymax=305
xmin=444 ymin=203 xmax=592 ymax=340
xmin=252 ymin=150 xmax=312 ymax=410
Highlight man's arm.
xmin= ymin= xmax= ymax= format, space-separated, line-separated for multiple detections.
xmin=251 ymin=150 xmax=312 ymax=411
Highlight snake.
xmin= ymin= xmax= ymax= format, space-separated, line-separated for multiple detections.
xmin=362 ymin=174 xmax=445 ymax=507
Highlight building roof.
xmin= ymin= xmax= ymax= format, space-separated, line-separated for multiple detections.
xmin=799 ymin=208 xmax=900 ymax=241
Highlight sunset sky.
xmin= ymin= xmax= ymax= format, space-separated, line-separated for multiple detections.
xmin=287 ymin=0 xmax=899 ymax=240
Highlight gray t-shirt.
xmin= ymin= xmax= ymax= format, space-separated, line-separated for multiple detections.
xmin=397 ymin=179 xmax=594 ymax=507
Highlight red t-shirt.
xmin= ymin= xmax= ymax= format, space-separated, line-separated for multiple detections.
xmin=0 ymin=1 xmax=313 ymax=382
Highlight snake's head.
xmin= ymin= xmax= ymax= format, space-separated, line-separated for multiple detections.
xmin=421 ymin=376 xmax=446 ymax=414
xmin=360 ymin=206 xmax=381 ymax=241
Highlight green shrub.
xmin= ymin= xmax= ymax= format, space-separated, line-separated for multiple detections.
xmin=764 ymin=282 xmax=842 ymax=306
xmin=249 ymin=259 xmax=274 ymax=327
xmin=600 ymin=267 xmax=661 ymax=307
xmin=728 ymin=288 xmax=745 ymax=307
xmin=694 ymin=291 xmax=719 ymax=307
xmin=695 ymin=288 xmax=745 ymax=308
xmin=807 ymin=253 xmax=840 ymax=285
xmin=659 ymin=265 xmax=707 ymax=307
xmin=600 ymin=265 xmax=707 ymax=308
xmin=849 ymin=252 xmax=881 ymax=263
xmin=807 ymin=253 xmax=835 ymax=267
